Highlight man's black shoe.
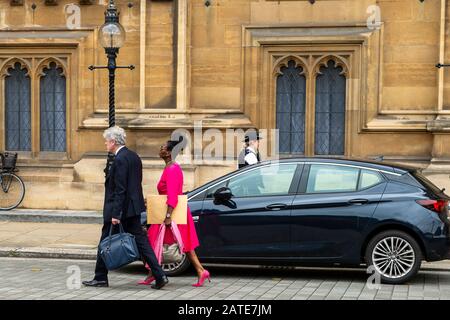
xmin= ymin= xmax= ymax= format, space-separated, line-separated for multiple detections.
xmin=82 ymin=279 xmax=109 ymax=287
xmin=151 ymin=276 xmax=169 ymax=290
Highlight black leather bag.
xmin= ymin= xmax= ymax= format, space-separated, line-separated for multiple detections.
xmin=99 ymin=224 xmax=140 ymax=270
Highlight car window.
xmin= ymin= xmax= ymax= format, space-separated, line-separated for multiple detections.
xmin=227 ymin=164 xmax=297 ymax=198
xmin=359 ymin=169 xmax=383 ymax=190
xmin=306 ymin=164 xmax=359 ymax=193
xmin=189 ymin=191 xmax=206 ymax=201
xmin=411 ymin=170 xmax=444 ymax=195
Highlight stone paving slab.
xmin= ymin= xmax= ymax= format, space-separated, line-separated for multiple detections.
xmin=0 ymin=221 xmax=100 ymax=249
xmin=0 ymin=247 xmax=97 ymax=260
xmin=0 ymin=209 xmax=102 ymax=224
xmin=0 ymin=257 xmax=450 ymax=300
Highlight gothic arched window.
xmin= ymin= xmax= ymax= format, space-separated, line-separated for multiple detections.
xmin=40 ymin=62 xmax=66 ymax=152
xmin=276 ymin=60 xmax=306 ymax=154
xmin=314 ymin=60 xmax=346 ymax=155
xmin=5 ymin=62 xmax=31 ymax=151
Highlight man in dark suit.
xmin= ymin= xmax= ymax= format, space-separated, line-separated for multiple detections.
xmin=83 ymin=126 xmax=168 ymax=289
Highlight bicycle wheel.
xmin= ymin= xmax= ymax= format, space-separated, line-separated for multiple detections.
xmin=0 ymin=172 xmax=25 ymax=210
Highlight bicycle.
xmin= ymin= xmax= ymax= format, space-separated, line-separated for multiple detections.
xmin=0 ymin=152 xmax=25 ymax=210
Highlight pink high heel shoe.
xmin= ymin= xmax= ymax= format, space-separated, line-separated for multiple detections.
xmin=138 ymin=276 xmax=155 ymax=285
xmin=192 ymin=270 xmax=211 ymax=287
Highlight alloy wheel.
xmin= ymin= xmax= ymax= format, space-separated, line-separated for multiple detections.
xmin=371 ymin=236 xmax=415 ymax=279
xmin=162 ymin=253 xmax=187 ymax=273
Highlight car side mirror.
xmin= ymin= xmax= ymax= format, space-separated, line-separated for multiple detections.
xmin=213 ymin=187 xmax=233 ymax=202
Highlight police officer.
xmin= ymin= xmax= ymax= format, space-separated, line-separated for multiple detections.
xmin=238 ymin=131 xmax=262 ymax=169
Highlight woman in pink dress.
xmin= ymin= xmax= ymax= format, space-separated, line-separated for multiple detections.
xmin=139 ymin=136 xmax=210 ymax=287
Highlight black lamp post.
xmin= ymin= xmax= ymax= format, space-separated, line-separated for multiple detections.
xmin=88 ymin=0 xmax=135 ymax=177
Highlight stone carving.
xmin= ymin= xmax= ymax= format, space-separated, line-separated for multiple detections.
xmin=10 ymin=0 xmax=24 ymax=6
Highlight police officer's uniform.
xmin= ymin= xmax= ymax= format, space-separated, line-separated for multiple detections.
xmin=237 ymin=132 xmax=262 ymax=169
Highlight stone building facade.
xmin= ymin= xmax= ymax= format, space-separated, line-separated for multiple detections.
xmin=0 ymin=0 xmax=450 ymax=210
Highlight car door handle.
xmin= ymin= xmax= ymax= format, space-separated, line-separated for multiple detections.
xmin=265 ymin=203 xmax=288 ymax=211
xmin=348 ymin=199 xmax=369 ymax=205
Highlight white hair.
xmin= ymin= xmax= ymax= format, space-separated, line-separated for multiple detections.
xmin=103 ymin=126 xmax=126 ymax=146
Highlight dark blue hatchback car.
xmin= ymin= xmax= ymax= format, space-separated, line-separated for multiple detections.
xmin=164 ymin=158 xmax=450 ymax=284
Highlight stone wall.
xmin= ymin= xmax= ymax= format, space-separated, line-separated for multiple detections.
xmin=0 ymin=0 xmax=449 ymax=210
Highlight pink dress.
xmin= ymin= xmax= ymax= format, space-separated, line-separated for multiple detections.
xmin=147 ymin=162 xmax=200 ymax=253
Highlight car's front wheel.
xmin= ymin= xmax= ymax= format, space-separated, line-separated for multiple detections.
xmin=161 ymin=253 xmax=191 ymax=276
xmin=365 ymin=230 xmax=422 ymax=284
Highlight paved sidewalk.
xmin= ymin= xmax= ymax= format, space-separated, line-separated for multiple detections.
xmin=1 ymin=257 xmax=450 ymax=300
xmin=0 ymin=221 xmax=99 ymax=259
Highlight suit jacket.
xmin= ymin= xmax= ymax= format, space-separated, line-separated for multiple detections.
xmin=103 ymin=147 xmax=146 ymax=222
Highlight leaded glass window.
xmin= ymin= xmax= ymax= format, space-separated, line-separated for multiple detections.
xmin=314 ymin=60 xmax=346 ymax=155
xmin=40 ymin=62 xmax=66 ymax=152
xmin=276 ymin=60 xmax=306 ymax=154
xmin=5 ymin=62 xmax=31 ymax=151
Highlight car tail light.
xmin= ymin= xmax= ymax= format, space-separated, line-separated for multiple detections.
xmin=416 ymin=199 xmax=449 ymax=215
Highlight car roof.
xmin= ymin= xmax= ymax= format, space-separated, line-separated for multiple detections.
xmin=262 ymin=156 xmax=418 ymax=174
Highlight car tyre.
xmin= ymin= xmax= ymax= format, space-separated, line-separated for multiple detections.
xmin=365 ymin=230 xmax=422 ymax=284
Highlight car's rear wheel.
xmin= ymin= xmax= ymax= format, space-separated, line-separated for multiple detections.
xmin=162 ymin=253 xmax=191 ymax=276
xmin=365 ymin=230 xmax=422 ymax=284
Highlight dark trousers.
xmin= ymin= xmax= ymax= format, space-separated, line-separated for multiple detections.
xmin=94 ymin=215 xmax=165 ymax=282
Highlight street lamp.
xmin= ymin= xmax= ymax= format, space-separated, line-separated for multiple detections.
xmin=98 ymin=19 xmax=126 ymax=52
xmin=89 ymin=0 xmax=135 ymax=177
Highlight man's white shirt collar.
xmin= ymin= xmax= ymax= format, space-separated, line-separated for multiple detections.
xmin=115 ymin=145 xmax=125 ymax=155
